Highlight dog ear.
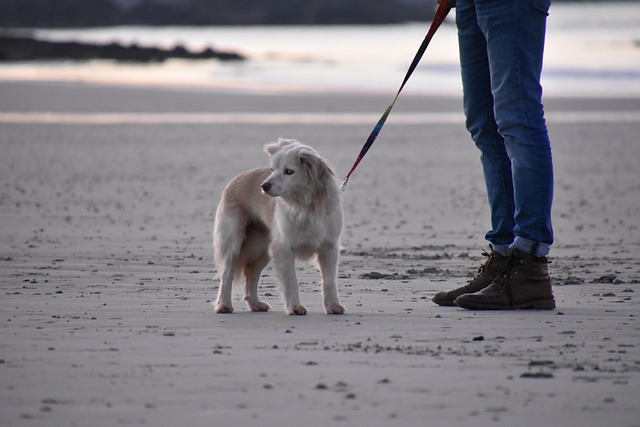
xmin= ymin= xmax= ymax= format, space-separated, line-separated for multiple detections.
xmin=299 ymin=151 xmax=336 ymax=187
xmin=264 ymin=138 xmax=298 ymax=157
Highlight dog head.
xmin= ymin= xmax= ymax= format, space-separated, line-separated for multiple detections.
xmin=261 ymin=138 xmax=336 ymax=201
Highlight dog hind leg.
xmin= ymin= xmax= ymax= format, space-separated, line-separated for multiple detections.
xmin=214 ymin=267 xmax=235 ymax=313
xmin=243 ymin=252 xmax=271 ymax=312
xmin=213 ymin=216 xmax=244 ymax=314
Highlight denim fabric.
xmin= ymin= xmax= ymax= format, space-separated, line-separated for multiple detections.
xmin=456 ymin=0 xmax=554 ymax=257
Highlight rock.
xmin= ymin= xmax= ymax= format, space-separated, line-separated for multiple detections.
xmin=0 ymin=35 xmax=245 ymax=62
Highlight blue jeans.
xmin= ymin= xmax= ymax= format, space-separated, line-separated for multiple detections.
xmin=456 ymin=0 xmax=554 ymax=257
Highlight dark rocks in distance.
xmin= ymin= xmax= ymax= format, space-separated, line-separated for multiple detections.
xmin=0 ymin=35 xmax=245 ymax=62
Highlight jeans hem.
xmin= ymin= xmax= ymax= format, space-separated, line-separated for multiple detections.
xmin=510 ymin=236 xmax=550 ymax=257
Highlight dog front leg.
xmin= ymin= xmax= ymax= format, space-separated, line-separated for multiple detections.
xmin=272 ymin=247 xmax=306 ymax=315
xmin=317 ymin=244 xmax=345 ymax=314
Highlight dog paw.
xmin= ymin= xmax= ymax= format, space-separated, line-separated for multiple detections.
xmin=325 ymin=303 xmax=345 ymax=315
xmin=214 ymin=303 xmax=234 ymax=314
xmin=248 ymin=300 xmax=271 ymax=312
xmin=288 ymin=305 xmax=307 ymax=316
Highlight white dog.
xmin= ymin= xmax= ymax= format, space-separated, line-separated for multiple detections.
xmin=213 ymin=138 xmax=345 ymax=315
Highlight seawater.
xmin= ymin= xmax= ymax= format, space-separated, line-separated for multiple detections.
xmin=19 ymin=2 xmax=640 ymax=97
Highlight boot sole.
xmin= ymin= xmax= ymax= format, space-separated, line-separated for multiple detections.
xmin=432 ymin=298 xmax=457 ymax=307
xmin=454 ymin=298 xmax=556 ymax=311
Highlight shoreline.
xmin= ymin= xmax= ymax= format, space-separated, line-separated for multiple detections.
xmin=3 ymin=74 xmax=640 ymax=100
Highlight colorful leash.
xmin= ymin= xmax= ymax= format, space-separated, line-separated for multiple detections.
xmin=341 ymin=1 xmax=452 ymax=190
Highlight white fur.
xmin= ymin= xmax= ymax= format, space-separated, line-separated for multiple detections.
xmin=213 ymin=138 xmax=345 ymax=315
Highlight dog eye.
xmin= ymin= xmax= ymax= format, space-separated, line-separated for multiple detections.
xmin=284 ymin=169 xmax=295 ymax=175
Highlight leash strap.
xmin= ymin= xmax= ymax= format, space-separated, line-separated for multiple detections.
xmin=341 ymin=1 xmax=452 ymax=190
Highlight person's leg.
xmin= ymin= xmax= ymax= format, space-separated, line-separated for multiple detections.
xmin=454 ymin=0 xmax=555 ymax=310
xmin=432 ymin=0 xmax=512 ymax=307
xmin=456 ymin=0 xmax=516 ymax=255
xmin=478 ymin=0 xmax=554 ymax=257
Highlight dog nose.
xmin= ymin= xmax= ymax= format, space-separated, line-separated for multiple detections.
xmin=261 ymin=182 xmax=272 ymax=192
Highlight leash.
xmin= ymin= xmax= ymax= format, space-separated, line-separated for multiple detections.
xmin=341 ymin=1 xmax=452 ymax=190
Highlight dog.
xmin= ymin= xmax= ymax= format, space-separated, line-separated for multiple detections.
xmin=213 ymin=138 xmax=345 ymax=315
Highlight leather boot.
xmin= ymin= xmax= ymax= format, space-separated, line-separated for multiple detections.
xmin=432 ymin=250 xmax=507 ymax=306
xmin=454 ymin=250 xmax=556 ymax=310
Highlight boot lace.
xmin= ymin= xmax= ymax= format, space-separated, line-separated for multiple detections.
xmin=461 ymin=250 xmax=494 ymax=293
xmin=494 ymin=252 xmax=523 ymax=306
xmin=473 ymin=249 xmax=493 ymax=278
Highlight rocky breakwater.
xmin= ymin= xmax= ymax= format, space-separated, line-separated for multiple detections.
xmin=0 ymin=34 xmax=245 ymax=62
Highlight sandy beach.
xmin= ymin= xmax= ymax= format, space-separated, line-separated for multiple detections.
xmin=1 ymin=80 xmax=639 ymax=426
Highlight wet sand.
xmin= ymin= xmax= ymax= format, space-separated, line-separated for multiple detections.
xmin=1 ymin=81 xmax=639 ymax=426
